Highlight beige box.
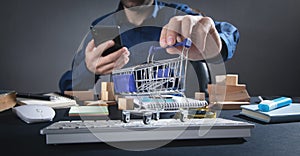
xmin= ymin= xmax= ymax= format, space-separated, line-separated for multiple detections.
xmin=101 ymin=91 xmax=115 ymax=101
xmin=215 ymin=75 xmax=226 ymax=84
xmin=84 ymin=100 xmax=108 ymax=106
xmin=64 ymin=90 xmax=94 ymax=101
xmin=118 ymin=98 xmax=134 ymax=110
xmin=0 ymin=91 xmax=16 ymax=112
xmin=101 ymin=82 xmax=114 ymax=92
xmin=101 ymin=82 xmax=115 ymax=101
xmin=209 ymin=89 xmax=250 ymax=102
xmin=208 ymin=84 xmax=246 ymax=95
xmin=215 ymin=74 xmax=238 ymax=86
xmin=195 ymin=92 xmax=205 ymax=101
xmin=225 ymin=74 xmax=238 ymax=86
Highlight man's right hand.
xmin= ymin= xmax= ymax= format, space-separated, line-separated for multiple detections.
xmin=85 ymin=39 xmax=130 ymax=75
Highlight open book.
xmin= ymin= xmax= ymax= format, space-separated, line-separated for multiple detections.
xmin=17 ymin=93 xmax=78 ymax=109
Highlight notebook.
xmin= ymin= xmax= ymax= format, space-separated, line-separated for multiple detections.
xmin=240 ymin=104 xmax=300 ymax=123
xmin=68 ymin=106 xmax=109 ymax=116
xmin=17 ymin=93 xmax=78 ymax=109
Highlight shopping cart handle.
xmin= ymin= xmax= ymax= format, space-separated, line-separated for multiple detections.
xmin=149 ymin=38 xmax=192 ymax=54
xmin=147 ymin=38 xmax=192 ymax=63
xmin=173 ymin=38 xmax=192 ymax=48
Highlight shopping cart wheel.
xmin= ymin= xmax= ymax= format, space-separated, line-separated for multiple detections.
xmin=143 ymin=112 xmax=152 ymax=125
xmin=122 ymin=111 xmax=130 ymax=123
xmin=153 ymin=112 xmax=160 ymax=120
xmin=180 ymin=110 xmax=188 ymax=122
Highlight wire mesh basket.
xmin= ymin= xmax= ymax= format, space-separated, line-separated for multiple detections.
xmin=112 ymin=38 xmax=208 ymax=124
xmin=112 ymin=38 xmax=192 ymax=96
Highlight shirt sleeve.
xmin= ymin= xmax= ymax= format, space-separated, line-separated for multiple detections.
xmin=215 ymin=21 xmax=240 ymax=61
xmin=172 ymin=3 xmax=240 ymax=62
xmin=58 ymin=32 xmax=98 ymax=93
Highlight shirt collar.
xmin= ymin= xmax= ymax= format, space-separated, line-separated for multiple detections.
xmin=116 ymin=0 xmax=160 ymax=18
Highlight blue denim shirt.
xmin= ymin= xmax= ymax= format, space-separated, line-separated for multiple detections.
xmin=59 ymin=0 xmax=240 ymax=93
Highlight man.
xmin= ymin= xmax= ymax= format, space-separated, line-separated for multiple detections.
xmin=59 ymin=0 xmax=239 ymax=96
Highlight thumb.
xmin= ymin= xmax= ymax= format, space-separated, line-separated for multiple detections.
xmin=86 ymin=39 xmax=96 ymax=53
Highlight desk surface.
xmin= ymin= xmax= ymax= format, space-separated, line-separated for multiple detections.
xmin=1 ymin=97 xmax=300 ymax=156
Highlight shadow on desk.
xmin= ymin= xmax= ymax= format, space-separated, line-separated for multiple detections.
xmin=164 ymin=138 xmax=247 ymax=147
xmin=235 ymin=114 xmax=300 ymax=125
xmin=45 ymin=138 xmax=247 ymax=151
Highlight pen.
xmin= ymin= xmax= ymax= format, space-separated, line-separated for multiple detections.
xmin=53 ymin=92 xmax=75 ymax=99
xmin=17 ymin=93 xmax=55 ymax=101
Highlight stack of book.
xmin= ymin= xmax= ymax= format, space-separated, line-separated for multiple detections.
xmin=68 ymin=106 xmax=109 ymax=117
xmin=17 ymin=93 xmax=78 ymax=109
xmin=240 ymin=104 xmax=300 ymax=123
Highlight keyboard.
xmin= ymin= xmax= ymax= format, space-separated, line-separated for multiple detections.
xmin=40 ymin=118 xmax=254 ymax=144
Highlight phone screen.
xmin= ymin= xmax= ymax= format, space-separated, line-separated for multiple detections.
xmin=91 ymin=25 xmax=123 ymax=56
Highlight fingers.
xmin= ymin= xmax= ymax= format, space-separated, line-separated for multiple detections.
xmin=181 ymin=15 xmax=194 ymax=39
xmin=160 ymin=15 xmax=222 ymax=60
xmin=114 ymin=53 xmax=130 ymax=70
xmin=98 ymin=53 xmax=130 ymax=75
xmin=193 ymin=17 xmax=212 ymax=51
xmin=86 ymin=39 xmax=115 ymax=56
xmin=85 ymin=38 xmax=130 ymax=75
xmin=192 ymin=17 xmax=221 ymax=53
xmin=160 ymin=15 xmax=197 ymax=47
xmin=160 ymin=15 xmax=198 ymax=55
xmin=160 ymin=27 xmax=168 ymax=47
xmin=94 ymin=47 xmax=130 ymax=75
xmin=95 ymin=55 xmax=129 ymax=75
xmin=85 ymin=39 xmax=115 ymax=74
xmin=99 ymin=47 xmax=129 ymax=65
xmin=160 ymin=16 xmax=184 ymax=55
xmin=86 ymin=39 xmax=96 ymax=53
xmin=95 ymin=61 xmax=115 ymax=75
xmin=95 ymin=40 xmax=115 ymax=56
xmin=160 ymin=16 xmax=182 ymax=47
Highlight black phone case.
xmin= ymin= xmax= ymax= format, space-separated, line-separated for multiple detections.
xmin=91 ymin=25 xmax=123 ymax=56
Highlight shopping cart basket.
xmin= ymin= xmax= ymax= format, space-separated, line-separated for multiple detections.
xmin=112 ymin=38 xmax=208 ymax=124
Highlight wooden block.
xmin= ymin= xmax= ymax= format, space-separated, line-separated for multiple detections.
xmin=208 ymin=84 xmax=226 ymax=95
xmin=101 ymin=82 xmax=114 ymax=92
xmin=215 ymin=74 xmax=238 ymax=86
xmin=215 ymin=75 xmax=226 ymax=84
xmin=209 ymin=94 xmax=224 ymax=103
xmin=208 ymin=84 xmax=246 ymax=95
xmin=101 ymin=82 xmax=115 ymax=101
xmin=101 ymin=91 xmax=115 ymax=101
xmin=118 ymin=98 xmax=134 ymax=110
xmin=114 ymin=94 xmax=121 ymax=101
xmin=226 ymin=84 xmax=246 ymax=93
xmin=0 ymin=91 xmax=16 ymax=112
xmin=101 ymin=91 xmax=109 ymax=101
xmin=195 ymin=92 xmax=205 ymax=100
xmin=84 ymin=100 xmax=108 ymax=106
xmin=226 ymin=74 xmax=238 ymax=86
xmin=64 ymin=91 xmax=94 ymax=101
xmin=224 ymin=90 xmax=250 ymax=101
xmin=209 ymin=101 xmax=250 ymax=110
xmin=209 ymin=89 xmax=250 ymax=102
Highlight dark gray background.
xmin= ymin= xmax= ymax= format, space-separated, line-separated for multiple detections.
xmin=1 ymin=0 xmax=299 ymax=97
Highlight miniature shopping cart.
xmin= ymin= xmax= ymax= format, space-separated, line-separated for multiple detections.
xmin=112 ymin=38 xmax=208 ymax=124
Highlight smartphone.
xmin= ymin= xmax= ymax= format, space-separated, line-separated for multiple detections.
xmin=90 ymin=25 xmax=123 ymax=56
